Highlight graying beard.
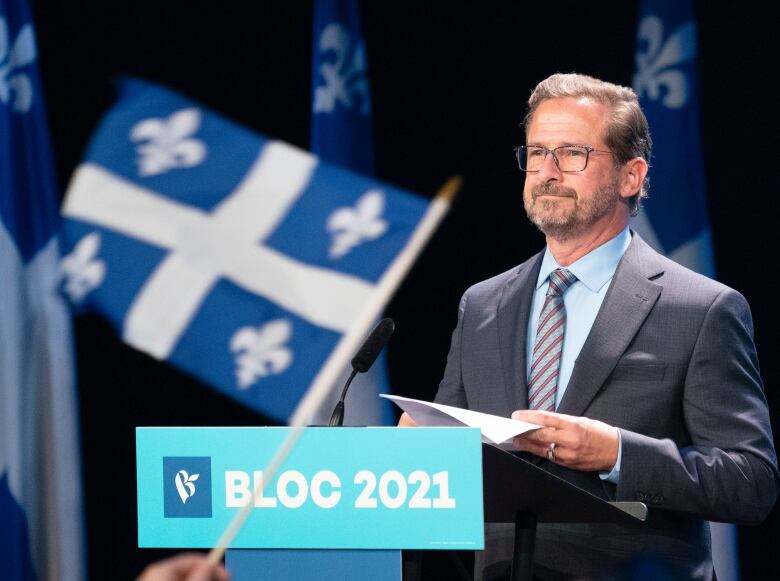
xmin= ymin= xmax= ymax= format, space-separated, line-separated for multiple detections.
xmin=525 ymin=182 xmax=618 ymax=241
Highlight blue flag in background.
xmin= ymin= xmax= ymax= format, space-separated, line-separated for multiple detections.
xmin=632 ymin=0 xmax=714 ymax=276
xmin=311 ymin=0 xmax=394 ymax=425
xmin=60 ymin=79 xmax=430 ymax=422
xmin=632 ymin=2 xmax=735 ymax=580
xmin=0 ymin=1 xmax=85 ymax=580
xmin=312 ymin=0 xmax=374 ymax=175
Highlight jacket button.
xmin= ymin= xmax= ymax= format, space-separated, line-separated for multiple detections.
xmin=652 ymin=495 xmax=663 ymax=504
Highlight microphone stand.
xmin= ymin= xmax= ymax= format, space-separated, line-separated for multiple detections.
xmin=328 ymin=369 xmax=358 ymax=427
xmin=327 ymin=318 xmax=395 ymax=427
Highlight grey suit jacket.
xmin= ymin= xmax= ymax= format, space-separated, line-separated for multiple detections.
xmin=434 ymin=233 xmax=778 ymax=580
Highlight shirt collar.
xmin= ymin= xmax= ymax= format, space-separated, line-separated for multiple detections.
xmin=535 ymin=227 xmax=631 ymax=293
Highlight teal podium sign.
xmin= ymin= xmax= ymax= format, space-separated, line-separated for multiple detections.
xmin=136 ymin=427 xmax=484 ymax=550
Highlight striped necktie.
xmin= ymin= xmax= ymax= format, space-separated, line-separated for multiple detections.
xmin=528 ymin=268 xmax=578 ymax=411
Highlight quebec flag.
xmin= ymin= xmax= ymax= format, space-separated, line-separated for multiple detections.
xmin=311 ymin=0 xmax=393 ymax=426
xmin=60 ymin=79 xmax=430 ymax=422
xmin=632 ymin=1 xmax=735 ymax=580
xmin=632 ymin=0 xmax=714 ymax=275
xmin=312 ymin=0 xmax=374 ymax=175
xmin=0 ymin=1 xmax=86 ymax=580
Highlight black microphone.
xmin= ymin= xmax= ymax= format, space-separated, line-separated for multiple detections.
xmin=329 ymin=318 xmax=395 ymax=427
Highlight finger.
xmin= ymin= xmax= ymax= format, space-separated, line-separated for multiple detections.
xmin=397 ymin=412 xmax=417 ymax=427
xmin=516 ymin=426 xmax=557 ymax=445
xmin=516 ymin=425 xmax=580 ymax=451
xmin=514 ymin=437 xmax=579 ymax=466
xmin=513 ymin=438 xmax=549 ymax=457
xmin=512 ymin=410 xmax=572 ymax=429
xmin=187 ymin=561 xmax=228 ymax=581
xmin=138 ymin=554 xmax=205 ymax=581
xmin=167 ymin=554 xmax=209 ymax=574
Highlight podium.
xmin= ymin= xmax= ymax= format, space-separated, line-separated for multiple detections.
xmin=136 ymin=427 xmax=484 ymax=581
xmin=136 ymin=429 xmax=645 ymax=581
xmin=481 ymin=443 xmax=647 ymax=581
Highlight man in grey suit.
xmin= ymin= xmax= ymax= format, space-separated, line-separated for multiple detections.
xmin=400 ymin=73 xmax=778 ymax=579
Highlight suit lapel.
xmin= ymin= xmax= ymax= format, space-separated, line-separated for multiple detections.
xmin=496 ymin=252 xmax=543 ymax=411
xmin=557 ymin=234 xmax=664 ymax=417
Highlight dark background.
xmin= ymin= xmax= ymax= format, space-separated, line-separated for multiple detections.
xmin=30 ymin=1 xmax=778 ymax=579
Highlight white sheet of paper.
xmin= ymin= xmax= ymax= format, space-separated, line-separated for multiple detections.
xmin=381 ymin=394 xmax=541 ymax=445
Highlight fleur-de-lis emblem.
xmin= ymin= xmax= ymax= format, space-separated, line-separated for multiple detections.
xmin=313 ymin=22 xmax=370 ymax=116
xmin=327 ymin=190 xmax=388 ymax=259
xmin=230 ymin=319 xmax=293 ymax=389
xmin=130 ymin=108 xmax=207 ymax=176
xmin=174 ymin=470 xmax=199 ymax=504
xmin=0 ymin=18 xmax=36 ymax=113
xmin=633 ymin=15 xmax=696 ymax=109
xmin=60 ymin=232 xmax=106 ymax=302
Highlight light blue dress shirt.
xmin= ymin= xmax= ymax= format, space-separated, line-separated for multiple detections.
xmin=526 ymin=226 xmax=631 ymax=483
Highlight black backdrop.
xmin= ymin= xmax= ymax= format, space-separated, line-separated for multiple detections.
xmin=30 ymin=1 xmax=778 ymax=579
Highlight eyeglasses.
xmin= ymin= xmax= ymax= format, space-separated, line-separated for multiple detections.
xmin=514 ymin=145 xmax=615 ymax=173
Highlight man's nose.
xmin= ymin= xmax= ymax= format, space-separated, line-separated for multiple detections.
xmin=537 ymin=150 xmax=562 ymax=181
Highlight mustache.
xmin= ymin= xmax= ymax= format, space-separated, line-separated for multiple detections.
xmin=532 ymin=183 xmax=577 ymax=199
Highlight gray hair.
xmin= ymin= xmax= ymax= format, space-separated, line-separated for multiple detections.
xmin=524 ymin=73 xmax=652 ymax=216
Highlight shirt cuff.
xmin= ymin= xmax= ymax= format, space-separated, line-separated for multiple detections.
xmin=598 ymin=429 xmax=622 ymax=484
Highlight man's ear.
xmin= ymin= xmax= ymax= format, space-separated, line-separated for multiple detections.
xmin=620 ymin=157 xmax=649 ymax=199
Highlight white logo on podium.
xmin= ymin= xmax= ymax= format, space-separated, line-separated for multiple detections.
xmin=174 ymin=469 xmax=200 ymax=504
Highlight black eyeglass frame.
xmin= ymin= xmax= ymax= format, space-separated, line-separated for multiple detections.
xmin=513 ymin=145 xmax=616 ymax=173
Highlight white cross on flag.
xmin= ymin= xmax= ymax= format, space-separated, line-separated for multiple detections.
xmin=60 ymin=79 xmax=432 ymax=421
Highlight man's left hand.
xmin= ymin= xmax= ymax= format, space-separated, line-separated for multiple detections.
xmin=512 ymin=410 xmax=619 ymax=472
